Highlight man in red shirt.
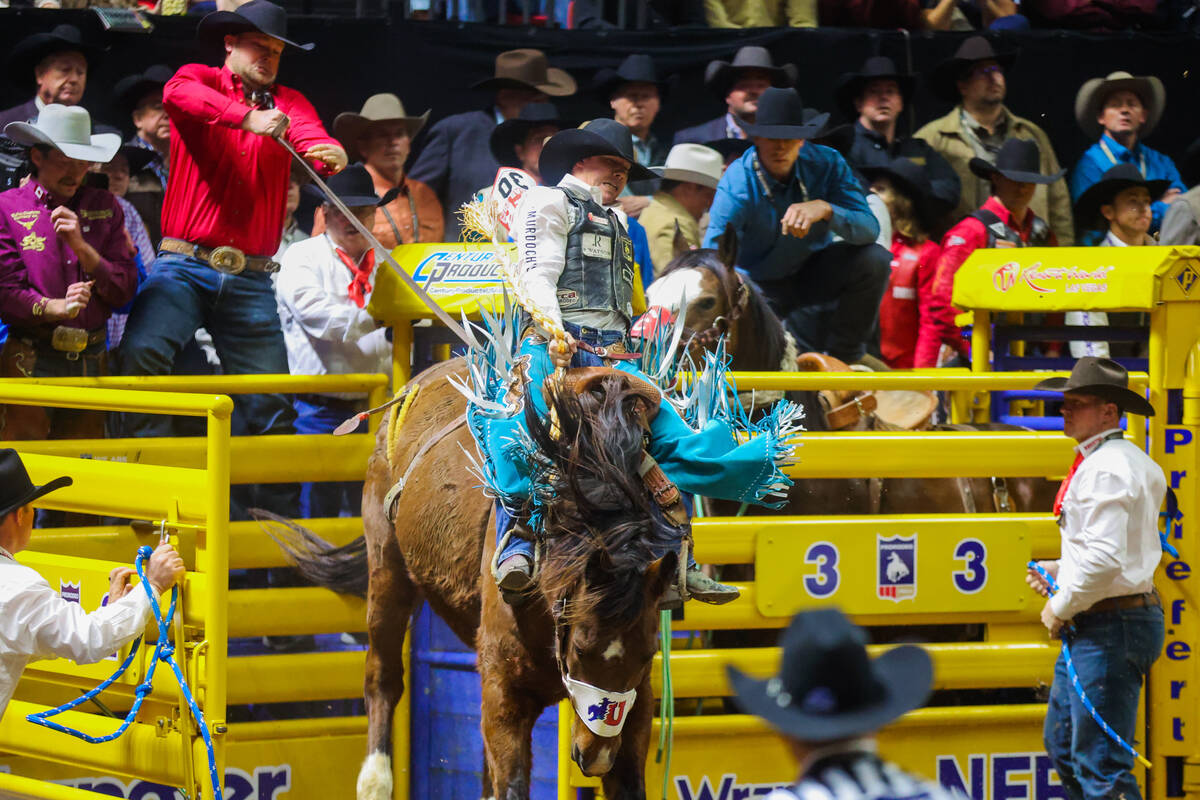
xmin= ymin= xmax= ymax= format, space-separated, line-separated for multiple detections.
xmin=916 ymin=139 xmax=1061 ymax=367
xmin=118 ymin=0 xmax=346 ymax=516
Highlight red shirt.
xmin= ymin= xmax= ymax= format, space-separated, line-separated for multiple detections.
xmin=915 ymin=196 xmax=1058 ymax=367
xmin=879 ymin=232 xmax=940 ymax=369
xmin=161 ymin=64 xmax=338 ymax=257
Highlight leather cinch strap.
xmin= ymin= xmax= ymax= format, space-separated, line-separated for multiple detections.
xmin=384 ymin=414 xmax=469 ymax=523
xmin=824 ymin=392 xmax=877 ymax=430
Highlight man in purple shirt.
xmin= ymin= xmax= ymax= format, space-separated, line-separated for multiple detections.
xmin=0 ymin=105 xmax=136 ymax=441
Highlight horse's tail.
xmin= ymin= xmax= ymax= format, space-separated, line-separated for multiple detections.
xmin=250 ymin=509 xmax=368 ymax=597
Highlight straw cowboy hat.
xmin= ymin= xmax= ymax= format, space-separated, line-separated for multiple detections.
xmin=929 ymin=36 xmax=1017 ymax=104
xmin=969 ymin=138 xmax=1064 ymax=185
xmin=472 ymin=49 xmax=576 ymax=97
xmin=1074 ymin=71 xmax=1165 ymax=141
xmin=834 ymin=56 xmax=915 ymax=122
xmin=650 ymin=144 xmax=724 ymax=189
xmin=736 ymin=87 xmax=829 ymax=140
xmin=333 ymin=94 xmax=430 ymax=159
xmin=0 ymin=449 xmax=72 ymax=519
xmin=727 ymin=608 xmax=932 ymax=743
xmin=539 ymin=118 xmax=657 ymax=186
xmin=5 ymin=104 xmax=120 ymax=163
xmin=198 ymin=0 xmax=315 ymax=51
xmin=489 ymin=102 xmax=574 ymax=168
xmin=1073 ymin=163 xmax=1170 ymax=233
xmin=705 ymin=46 xmax=797 ymax=101
xmin=7 ymin=24 xmax=100 ymax=88
xmin=592 ymin=53 xmax=674 ymax=100
xmin=113 ymin=64 xmax=176 ymax=116
xmin=1035 ymin=356 xmax=1154 ymax=417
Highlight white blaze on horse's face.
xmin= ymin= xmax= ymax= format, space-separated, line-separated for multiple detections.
xmin=646 ymin=268 xmax=705 ymax=319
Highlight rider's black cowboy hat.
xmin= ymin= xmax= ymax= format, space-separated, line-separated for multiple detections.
xmin=834 ymin=56 xmax=915 ymax=122
xmin=113 ymin=65 xmax=177 ymax=116
xmin=969 ymin=139 xmax=1065 ymax=185
xmin=705 ymin=46 xmax=797 ymax=102
xmin=0 ymin=449 xmax=72 ymax=519
xmin=8 ymin=24 xmax=101 ymax=88
xmin=592 ymin=54 xmax=675 ymax=100
xmin=929 ymin=36 xmax=1017 ymax=104
xmin=859 ymin=156 xmax=951 ymax=234
xmin=1034 ymin=357 xmax=1154 ymax=417
xmin=736 ymin=88 xmax=829 ymax=140
xmin=490 ymin=102 xmax=574 ymax=168
xmin=727 ymin=608 xmax=932 ymax=743
xmin=1073 ymin=163 xmax=1170 ymax=234
xmin=538 ymin=118 xmax=657 ymax=186
xmin=198 ymin=0 xmax=315 ymax=51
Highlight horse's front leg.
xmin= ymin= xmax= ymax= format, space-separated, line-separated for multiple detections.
xmin=480 ymin=670 xmax=541 ymax=800
xmin=599 ymin=673 xmax=653 ymax=800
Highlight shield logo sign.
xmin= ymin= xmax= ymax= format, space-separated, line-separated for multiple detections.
xmin=877 ymin=534 xmax=916 ymax=602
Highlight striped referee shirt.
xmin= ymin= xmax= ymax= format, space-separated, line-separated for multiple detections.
xmin=767 ymin=748 xmax=968 ymax=800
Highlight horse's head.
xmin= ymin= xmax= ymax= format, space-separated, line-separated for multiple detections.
xmin=526 ymin=374 xmax=679 ymax=776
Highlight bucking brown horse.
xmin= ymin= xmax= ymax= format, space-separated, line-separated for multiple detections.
xmin=261 ymin=359 xmax=679 ymax=800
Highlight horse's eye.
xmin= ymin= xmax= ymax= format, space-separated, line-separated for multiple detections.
xmin=573 ymin=645 xmax=585 ymax=658
xmin=696 ymin=296 xmax=717 ymax=311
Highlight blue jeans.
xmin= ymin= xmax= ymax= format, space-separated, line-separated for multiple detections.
xmin=118 ymin=252 xmax=299 ymax=516
xmin=294 ymin=395 xmax=365 ymax=519
xmin=1044 ymin=604 xmax=1164 ymax=800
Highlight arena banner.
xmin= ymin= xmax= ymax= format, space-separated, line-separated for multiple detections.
xmin=367 ymin=243 xmax=514 ymax=323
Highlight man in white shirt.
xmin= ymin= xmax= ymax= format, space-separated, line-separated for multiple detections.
xmin=1027 ymin=357 xmax=1166 ymax=800
xmin=0 ymin=449 xmax=185 ymax=719
xmin=276 ymin=164 xmax=391 ymax=519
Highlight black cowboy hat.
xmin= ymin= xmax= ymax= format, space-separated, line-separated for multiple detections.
xmin=490 ymin=102 xmax=574 ymax=168
xmin=472 ymin=49 xmax=576 ymax=97
xmin=0 ymin=449 xmax=72 ymax=519
xmin=8 ymin=24 xmax=101 ymax=88
xmin=93 ymin=125 xmax=157 ymax=174
xmin=705 ymin=46 xmax=797 ymax=102
xmin=834 ymin=56 xmax=915 ymax=122
xmin=727 ymin=608 xmax=932 ymax=743
xmin=592 ymin=54 xmax=674 ymax=100
xmin=1034 ymin=356 xmax=1154 ymax=417
xmin=198 ymin=0 xmax=315 ymax=51
xmin=1074 ymin=164 xmax=1170 ymax=234
xmin=860 ymin=156 xmax=950 ymax=233
xmin=539 ymin=118 xmax=657 ymax=187
xmin=703 ymin=138 xmax=752 ymax=163
xmin=969 ymin=139 xmax=1064 ymax=185
xmin=929 ymin=36 xmax=1017 ymax=104
xmin=113 ymin=65 xmax=175 ymax=117
xmin=737 ymin=88 xmax=829 ymax=140
xmin=316 ymin=163 xmax=388 ymax=208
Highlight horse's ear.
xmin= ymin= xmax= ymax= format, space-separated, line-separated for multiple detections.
xmin=716 ymin=224 xmax=738 ymax=270
xmin=672 ymin=221 xmax=692 ymax=259
xmin=644 ymin=550 xmax=679 ymax=597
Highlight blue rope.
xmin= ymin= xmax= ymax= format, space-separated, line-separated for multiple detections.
xmin=1027 ymin=560 xmax=1152 ymax=770
xmin=27 ymin=545 xmax=224 ymax=799
xmin=1158 ymin=488 xmax=1182 ymax=559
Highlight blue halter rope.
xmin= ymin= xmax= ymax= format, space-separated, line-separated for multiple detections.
xmin=26 ymin=545 xmax=223 ymax=799
xmin=1028 ymin=560 xmax=1152 ymax=770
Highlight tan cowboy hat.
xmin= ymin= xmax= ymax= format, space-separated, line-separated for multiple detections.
xmin=333 ymin=94 xmax=430 ymax=158
xmin=650 ymin=144 xmax=724 ymax=189
xmin=4 ymin=104 xmax=119 ymax=163
xmin=1074 ymin=71 xmax=1165 ymax=141
xmin=471 ymin=49 xmax=577 ymax=97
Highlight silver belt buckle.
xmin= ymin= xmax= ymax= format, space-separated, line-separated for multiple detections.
xmin=209 ymin=245 xmax=246 ymax=275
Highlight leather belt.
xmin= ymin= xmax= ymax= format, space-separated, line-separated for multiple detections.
xmin=824 ymin=391 xmax=877 ymax=430
xmin=1078 ymin=590 xmax=1160 ymax=619
xmin=160 ymin=237 xmax=280 ymax=274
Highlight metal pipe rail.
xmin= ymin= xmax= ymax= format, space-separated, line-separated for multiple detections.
xmin=7 ymin=373 xmax=389 ymax=395
xmin=717 ymin=369 xmax=1149 ymax=392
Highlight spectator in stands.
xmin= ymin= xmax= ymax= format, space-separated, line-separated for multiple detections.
xmin=819 ymin=0 xmax=952 ymax=28
xmin=275 ymin=170 xmax=308 ymax=262
xmin=118 ymin=0 xmax=347 ymax=518
xmin=409 ymin=49 xmax=576 ymax=240
xmin=640 ymin=143 xmax=723 ymax=274
xmin=919 ymin=0 xmax=1029 ymax=29
xmin=705 ymin=138 xmax=752 ymax=169
xmin=315 ymin=93 xmax=442 ymax=248
xmin=918 ymin=139 xmax=1060 ymax=368
xmin=860 ymin=157 xmax=946 ymax=370
xmin=1070 ymin=71 xmax=1182 ymax=239
xmin=571 ymin=0 xmax=706 ymax=28
xmin=704 ymin=88 xmax=887 ymax=365
xmin=0 ymin=106 xmax=137 ymax=440
xmin=114 ymin=65 xmax=175 ymax=246
xmin=594 ymin=54 xmax=670 ymax=211
xmin=836 ymin=55 xmax=960 ymax=214
xmin=916 ymin=36 xmax=1074 ymax=244
xmin=487 ymin=102 xmax=572 ymax=186
xmin=704 ymin=0 xmax=817 ymax=28
xmin=673 ymin=46 xmax=796 ymax=146
xmin=0 ymin=26 xmax=97 ymax=192
xmin=276 ymin=165 xmax=390 ymax=519
xmin=1160 ymin=137 xmax=1200 ymax=246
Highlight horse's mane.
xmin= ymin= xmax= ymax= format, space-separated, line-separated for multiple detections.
xmin=524 ymin=375 xmax=676 ymax=625
xmin=660 ymin=250 xmax=790 ymax=373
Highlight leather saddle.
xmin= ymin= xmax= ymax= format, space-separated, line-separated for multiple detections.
xmin=795 ymin=352 xmax=936 ymax=431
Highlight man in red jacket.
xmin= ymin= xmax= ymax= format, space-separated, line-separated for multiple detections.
xmin=916 ymin=139 xmax=1061 ymax=367
xmin=119 ymin=0 xmax=346 ymax=515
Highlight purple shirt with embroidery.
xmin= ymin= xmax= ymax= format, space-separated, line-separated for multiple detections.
xmin=0 ymin=180 xmax=137 ymax=332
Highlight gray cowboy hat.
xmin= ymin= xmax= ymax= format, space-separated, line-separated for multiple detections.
xmin=834 ymin=56 xmax=915 ymax=122
xmin=1034 ymin=356 xmax=1154 ymax=417
xmin=728 ymin=608 xmax=932 ymax=743
xmin=333 ymin=94 xmax=430 ymax=160
xmin=705 ymin=46 xmax=797 ymax=101
xmin=929 ymin=36 xmax=1017 ymax=104
xmin=1074 ymin=71 xmax=1165 ymax=141
xmin=7 ymin=24 xmax=101 ymax=88
xmin=198 ymin=0 xmax=315 ymax=51
xmin=5 ymin=104 xmax=120 ymax=163
xmin=113 ymin=64 xmax=175 ymax=116
xmin=1073 ymin=163 xmax=1170 ymax=234
xmin=968 ymin=138 xmax=1064 ymax=185
xmin=736 ymin=87 xmax=829 ymax=140
xmin=472 ymin=49 xmax=576 ymax=97
xmin=489 ymin=102 xmax=574 ymax=168
xmin=539 ymin=118 xmax=657 ymax=187
xmin=0 ymin=449 xmax=72 ymax=519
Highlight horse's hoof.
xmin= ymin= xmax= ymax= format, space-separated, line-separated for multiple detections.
xmin=356 ymin=752 xmax=393 ymax=800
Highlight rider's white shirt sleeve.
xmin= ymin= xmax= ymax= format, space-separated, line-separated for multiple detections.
xmin=516 ymin=185 xmax=570 ymax=332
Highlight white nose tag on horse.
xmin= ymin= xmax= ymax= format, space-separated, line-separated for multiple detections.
xmin=563 ymin=676 xmax=637 ymax=738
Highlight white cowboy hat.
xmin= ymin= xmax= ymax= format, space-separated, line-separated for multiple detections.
xmin=650 ymin=144 xmax=724 ymax=189
xmin=1074 ymin=71 xmax=1165 ymax=141
xmin=4 ymin=104 xmax=120 ymax=163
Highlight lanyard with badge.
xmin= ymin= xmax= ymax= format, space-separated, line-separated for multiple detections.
xmin=751 ymin=154 xmax=808 ymax=204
